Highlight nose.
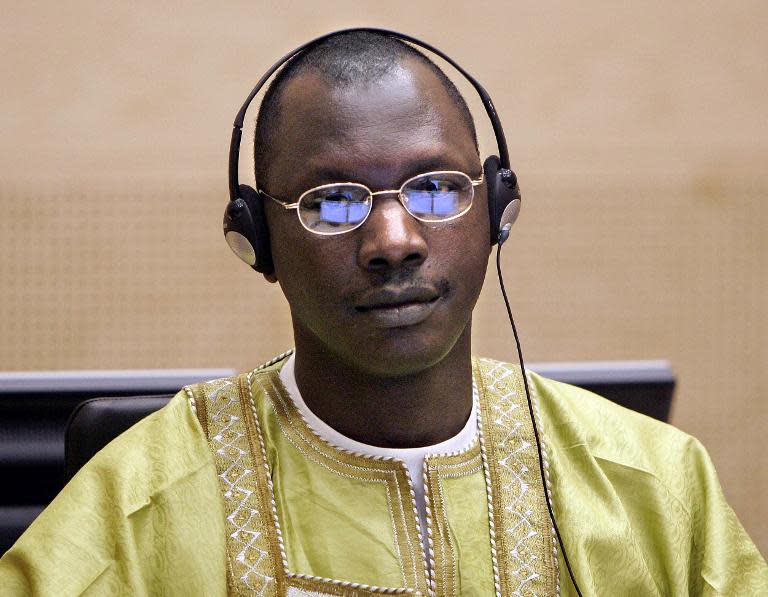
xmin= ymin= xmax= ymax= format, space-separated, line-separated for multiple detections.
xmin=357 ymin=194 xmax=428 ymax=272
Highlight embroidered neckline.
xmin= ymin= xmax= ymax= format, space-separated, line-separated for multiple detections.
xmin=277 ymin=351 xmax=479 ymax=464
xmin=186 ymin=353 xmax=559 ymax=596
xmin=253 ymin=367 xmax=431 ymax=595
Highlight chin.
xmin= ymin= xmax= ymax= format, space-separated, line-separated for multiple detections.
xmin=340 ymin=328 xmax=467 ymax=379
xmin=295 ymin=302 xmax=473 ymax=378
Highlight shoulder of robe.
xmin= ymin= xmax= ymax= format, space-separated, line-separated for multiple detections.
xmin=475 ymin=357 xmax=714 ymax=503
xmin=524 ymin=367 xmax=764 ymax=543
xmin=525 ymin=367 xmax=699 ymax=472
xmin=533 ymin=371 xmax=768 ymax=593
xmin=78 ymin=389 xmax=217 ymax=512
xmin=0 ymin=390 xmax=228 ymax=596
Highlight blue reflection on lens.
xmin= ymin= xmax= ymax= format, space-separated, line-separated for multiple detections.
xmin=320 ymin=200 xmax=349 ymax=223
xmin=407 ymin=191 xmax=459 ymax=217
xmin=433 ymin=192 xmax=459 ymax=216
xmin=320 ymin=199 xmax=368 ymax=224
xmin=408 ymin=192 xmax=432 ymax=215
xmin=347 ymin=202 xmax=368 ymax=223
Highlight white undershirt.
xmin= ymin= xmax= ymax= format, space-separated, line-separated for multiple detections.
xmin=279 ymin=352 xmax=478 ymax=560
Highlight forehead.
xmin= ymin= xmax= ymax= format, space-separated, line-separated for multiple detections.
xmin=264 ymin=59 xmax=478 ymax=193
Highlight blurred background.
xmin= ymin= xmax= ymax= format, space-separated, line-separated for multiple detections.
xmin=1 ymin=1 xmax=765 ymax=554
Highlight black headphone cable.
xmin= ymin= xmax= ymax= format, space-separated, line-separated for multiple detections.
xmin=495 ymin=237 xmax=584 ymax=597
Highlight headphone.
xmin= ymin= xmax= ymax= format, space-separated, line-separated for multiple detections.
xmin=223 ymin=27 xmax=522 ymax=274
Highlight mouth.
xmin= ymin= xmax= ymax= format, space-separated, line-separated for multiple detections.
xmin=354 ymin=287 xmax=443 ymax=328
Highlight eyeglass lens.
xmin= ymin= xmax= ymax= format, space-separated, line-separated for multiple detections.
xmin=298 ymin=172 xmax=474 ymax=234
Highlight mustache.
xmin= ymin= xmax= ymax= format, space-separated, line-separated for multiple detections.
xmin=350 ymin=276 xmax=451 ymax=304
xmin=367 ymin=266 xmax=451 ymax=288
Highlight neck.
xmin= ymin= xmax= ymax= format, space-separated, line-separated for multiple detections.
xmin=292 ymin=328 xmax=474 ymax=448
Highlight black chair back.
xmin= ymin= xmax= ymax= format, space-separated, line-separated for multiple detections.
xmin=64 ymin=395 xmax=174 ymax=482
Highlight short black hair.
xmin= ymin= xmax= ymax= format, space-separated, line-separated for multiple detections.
xmin=253 ymin=31 xmax=479 ymax=187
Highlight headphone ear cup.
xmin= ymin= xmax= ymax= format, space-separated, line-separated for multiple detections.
xmin=483 ymin=155 xmax=521 ymax=246
xmin=223 ymin=184 xmax=274 ymax=274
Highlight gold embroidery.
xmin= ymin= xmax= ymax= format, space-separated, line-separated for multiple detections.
xmin=286 ymin=574 xmax=423 ymax=595
xmin=423 ymin=446 xmax=482 ymax=596
xmin=255 ymin=370 xmax=430 ymax=595
xmin=425 ymin=444 xmax=486 ymax=596
xmin=186 ymin=376 xmax=282 ymax=596
xmin=195 ymin=385 xmax=209 ymax=438
xmin=475 ymin=358 xmax=559 ymax=596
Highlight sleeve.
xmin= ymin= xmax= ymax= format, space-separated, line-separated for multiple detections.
xmin=684 ymin=437 xmax=768 ymax=595
xmin=0 ymin=392 xmax=228 ymax=596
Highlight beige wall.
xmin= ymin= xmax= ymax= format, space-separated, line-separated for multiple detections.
xmin=1 ymin=1 xmax=766 ymax=555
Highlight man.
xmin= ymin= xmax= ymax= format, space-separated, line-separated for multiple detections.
xmin=1 ymin=31 xmax=765 ymax=596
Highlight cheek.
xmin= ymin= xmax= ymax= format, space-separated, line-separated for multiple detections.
xmin=270 ymin=225 xmax=315 ymax=304
xmin=456 ymin=244 xmax=490 ymax=301
xmin=440 ymin=204 xmax=491 ymax=281
xmin=271 ymin=226 xmax=353 ymax=307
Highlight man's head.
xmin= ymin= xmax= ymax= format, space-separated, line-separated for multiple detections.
xmin=254 ymin=32 xmax=479 ymax=188
xmin=254 ymin=31 xmax=492 ymax=377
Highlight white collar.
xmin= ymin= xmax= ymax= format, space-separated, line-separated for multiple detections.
xmin=278 ymin=351 xmax=478 ymax=461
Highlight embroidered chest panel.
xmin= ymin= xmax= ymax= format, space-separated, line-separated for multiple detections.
xmin=185 ymin=357 xmax=558 ymax=596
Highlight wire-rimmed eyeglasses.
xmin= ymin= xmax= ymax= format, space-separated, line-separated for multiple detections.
xmin=261 ymin=170 xmax=484 ymax=235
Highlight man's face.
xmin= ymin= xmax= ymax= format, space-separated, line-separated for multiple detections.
xmin=262 ymin=58 xmax=491 ymax=377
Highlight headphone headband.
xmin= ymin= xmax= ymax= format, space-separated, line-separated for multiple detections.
xmin=228 ymin=27 xmax=511 ymax=203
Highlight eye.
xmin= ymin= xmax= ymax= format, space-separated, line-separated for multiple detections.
xmin=324 ymin=191 xmax=353 ymax=202
xmin=410 ymin=176 xmax=460 ymax=193
xmin=297 ymin=184 xmax=371 ymax=231
xmin=402 ymin=172 xmax=474 ymax=221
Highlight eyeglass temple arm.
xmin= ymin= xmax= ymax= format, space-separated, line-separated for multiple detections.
xmin=262 ymin=191 xmax=300 ymax=210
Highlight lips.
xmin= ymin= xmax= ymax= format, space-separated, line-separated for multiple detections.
xmin=354 ymin=286 xmax=442 ymax=328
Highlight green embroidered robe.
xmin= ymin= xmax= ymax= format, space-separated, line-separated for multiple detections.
xmin=1 ymin=357 xmax=765 ymax=596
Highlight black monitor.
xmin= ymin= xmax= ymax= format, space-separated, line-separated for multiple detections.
xmin=529 ymin=360 xmax=675 ymax=423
